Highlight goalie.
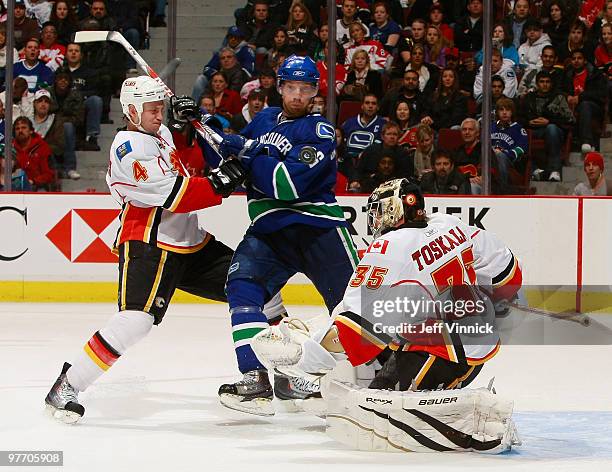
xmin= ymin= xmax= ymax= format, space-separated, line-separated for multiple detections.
xmin=252 ymin=179 xmax=523 ymax=453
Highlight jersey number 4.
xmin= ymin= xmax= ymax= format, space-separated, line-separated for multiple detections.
xmin=349 ymin=265 xmax=388 ymax=289
xmin=132 ymin=161 xmax=149 ymax=182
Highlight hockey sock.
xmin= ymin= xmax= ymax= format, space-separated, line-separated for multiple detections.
xmin=262 ymin=291 xmax=287 ymax=325
xmin=67 ymin=310 xmax=154 ymax=392
xmin=227 ymin=280 xmax=269 ymax=373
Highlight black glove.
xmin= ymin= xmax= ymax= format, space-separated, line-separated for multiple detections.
xmin=171 ymin=95 xmax=202 ymax=123
xmin=206 ymin=159 xmax=246 ymax=197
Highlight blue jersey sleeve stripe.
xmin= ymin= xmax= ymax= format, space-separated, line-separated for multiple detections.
xmin=273 ymin=163 xmax=299 ymax=200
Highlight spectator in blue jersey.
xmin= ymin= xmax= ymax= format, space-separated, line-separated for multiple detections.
xmin=368 ymin=1 xmax=401 ymax=53
xmin=341 ymin=93 xmax=386 ymax=160
xmin=13 ymin=39 xmax=55 ymax=93
xmin=189 ymin=55 xmax=359 ymax=415
xmin=491 ymin=97 xmax=528 ymax=188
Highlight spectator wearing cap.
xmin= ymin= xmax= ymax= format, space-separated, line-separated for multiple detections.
xmin=454 ymin=0 xmax=483 ymax=52
xmin=368 ymin=1 xmax=401 ymax=53
xmin=32 ymin=88 xmax=79 ymax=180
xmin=420 ymin=150 xmax=471 ymax=195
xmin=230 ymin=89 xmax=267 ymax=132
xmin=39 ymin=23 xmax=66 ymax=72
xmin=518 ymin=45 xmax=563 ymax=96
xmin=12 ymin=116 xmax=55 ymax=191
xmin=429 ymin=4 xmax=454 ymax=44
xmin=238 ymin=0 xmax=279 ymax=54
xmin=574 ymin=152 xmax=612 ymax=195
xmin=13 ymin=0 xmax=41 ymax=50
xmin=521 ymin=70 xmax=574 ymax=182
xmin=65 ymin=43 xmax=103 ymax=151
xmin=474 ymin=48 xmax=517 ymax=102
xmin=518 ymin=19 xmax=552 ymax=73
xmin=504 ymin=0 xmax=530 ymax=49
xmin=0 ymin=77 xmax=34 ymax=122
xmin=475 ymin=22 xmax=520 ymax=66
xmin=563 ymin=49 xmax=607 ymax=154
xmin=14 ymin=38 xmax=55 ymax=93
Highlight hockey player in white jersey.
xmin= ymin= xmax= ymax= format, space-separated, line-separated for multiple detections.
xmin=44 ymin=76 xmax=261 ymax=423
xmin=251 ymin=178 xmax=523 ymax=453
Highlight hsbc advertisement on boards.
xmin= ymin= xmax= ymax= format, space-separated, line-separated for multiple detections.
xmin=0 ymin=193 xmax=608 ymax=285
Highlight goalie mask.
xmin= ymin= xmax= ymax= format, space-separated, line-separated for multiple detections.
xmin=367 ymin=178 xmax=426 ymax=239
xmin=120 ymin=76 xmax=167 ymax=131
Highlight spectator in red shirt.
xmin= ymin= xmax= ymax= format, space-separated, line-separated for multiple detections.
xmin=13 ymin=116 xmax=55 ymax=191
xmin=39 ymin=23 xmax=66 ymax=72
xmin=206 ymin=71 xmax=242 ymax=120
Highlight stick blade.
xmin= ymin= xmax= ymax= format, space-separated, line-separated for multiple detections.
xmin=74 ymin=31 xmax=112 ymax=43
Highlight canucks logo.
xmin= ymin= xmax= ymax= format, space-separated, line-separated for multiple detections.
xmin=116 ymin=141 xmax=133 ymax=161
xmin=316 ymin=122 xmax=335 ymax=140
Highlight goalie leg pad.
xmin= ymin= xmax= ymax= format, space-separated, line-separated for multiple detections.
xmin=325 ymin=380 xmax=520 ymax=454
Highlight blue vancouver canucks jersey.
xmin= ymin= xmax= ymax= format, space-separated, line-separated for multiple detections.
xmin=240 ymin=107 xmax=346 ymax=233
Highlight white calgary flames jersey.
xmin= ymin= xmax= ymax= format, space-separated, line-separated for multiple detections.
xmin=107 ymin=124 xmax=222 ymax=253
xmin=338 ymin=213 xmax=522 ymax=365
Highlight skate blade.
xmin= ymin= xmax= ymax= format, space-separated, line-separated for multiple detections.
xmin=219 ymin=394 xmax=275 ymax=417
xmin=277 ymin=397 xmax=327 ymax=417
xmin=45 ymin=404 xmax=82 ymax=424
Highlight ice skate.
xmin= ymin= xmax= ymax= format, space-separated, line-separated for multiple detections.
xmin=45 ymin=362 xmax=85 ymax=424
xmin=274 ymin=372 xmax=324 ymax=414
xmin=218 ymin=370 xmax=274 ymax=416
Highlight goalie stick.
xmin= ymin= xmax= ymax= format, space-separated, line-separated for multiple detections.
xmin=74 ymin=30 xmax=225 ymax=156
xmin=508 ymin=302 xmax=591 ymax=327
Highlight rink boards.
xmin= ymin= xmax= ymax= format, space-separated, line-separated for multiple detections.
xmin=0 ymin=193 xmax=610 ymax=312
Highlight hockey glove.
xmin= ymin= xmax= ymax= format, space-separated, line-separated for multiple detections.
xmin=171 ymin=95 xmax=202 ymax=123
xmin=206 ymin=159 xmax=246 ymax=197
xmin=219 ymin=135 xmax=265 ymax=162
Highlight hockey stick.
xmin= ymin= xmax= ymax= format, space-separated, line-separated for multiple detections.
xmin=74 ymin=30 xmax=225 ymax=154
xmin=508 ymin=302 xmax=591 ymax=327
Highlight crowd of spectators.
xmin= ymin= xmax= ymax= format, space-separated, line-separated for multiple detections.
xmin=0 ymin=0 xmax=166 ymax=191
xmin=188 ymin=0 xmax=612 ymax=195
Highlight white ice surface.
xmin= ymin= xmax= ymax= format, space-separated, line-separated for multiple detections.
xmin=1 ymin=303 xmax=612 ymax=472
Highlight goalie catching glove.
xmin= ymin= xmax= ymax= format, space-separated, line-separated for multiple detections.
xmin=206 ymin=159 xmax=246 ymax=197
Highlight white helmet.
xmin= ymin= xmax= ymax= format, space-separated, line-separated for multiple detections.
xmin=120 ymin=76 xmax=167 ymax=129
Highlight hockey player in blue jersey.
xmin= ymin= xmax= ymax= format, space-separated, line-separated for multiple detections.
xmin=212 ymin=55 xmax=360 ymax=415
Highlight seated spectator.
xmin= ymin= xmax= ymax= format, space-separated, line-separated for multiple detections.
xmin=394 ymin=100 xmax=418 ymax=147
xmin=199 ymin=94 xmax=231 ymax=131
xmin=12 ymin=116 xmax=55 ymax=191
xmin=265 ymin=26 xmax=291 ymax=69
xmin=65 ymin=43 xmax=103 ymax=151
xmin=475 ymin=22 xmax=520 ymax=66
xmin=408 ymin=18 xmax=427 ymax=47
xmin=312 ymin=23 xmax=329 ymax=61
xmin=14 ymin=39 xmax=55 ymax=93
xmin=359 ymin=154 xmax=401 ymax=193
xmin=27 ymin=0 xmax=53 ymax=25
xmin=13 ymin=0 xmax=41 ymax=51
xmin=337 ymin=0 xmax=362 ymax=45
xmin=309 ymin=94 xmax=326 ymax=114
xmin=380 ymin=69 xmax=428 ymax=124
xmin=285 ymin=1 xmax=319 ymax=58
xmin=517 ymin=45 xmax=563 ymax=96
xmin=344 ymin=21 xmax=391 ymax=72
xmin=454 ymin=0 xmax=483 ymax=52
xmin=194 ymin=27 xmax=255 ymax=100
xmin=545 ymin=1 xmax=570 ymax=52
xmin=452 ymin=48 xmax=478 ymax=96
xmin=589 ymin=0 xmax=612 ymax=46
xmin=107 ymin=0 xmax=143 ymax=72
xmin=316 ymin=42 xmax=347 ymax=98
xmin=368 ymin=1 xmax=401 ymax=53
xmin=504 ymin=0 xmax=529 ymax=49
xmin=50 ymin=1 xmax=79 ymax=45
xmin=477 ymin=74 xmax=508 ymax=118
xmin=454 ymin=117 xmax=482 ymax=193
xmin=518 ymin=19 xmax=552 ymax=73
xmin=424 ymin=25 xmax=448 ymax=68
xmin=421 ymin=67 xmax=468 ymax=131
xmin=491 ymin=97 xmax=528 ymax=187
xmin=563 ymin=49 xmax=607 ymax=154
xmin=240 ymin=68 xmax=281 ymax=106
xmin=39 ymin=23 xmax=66 ymax=72
xmin=429 ymin=4 xmax=453 ymax=44
xmin=238 ymin=0 xmax=278 ymax=54
xmin=341 ymin=92 xmax=385 ymax=160
xmin=523 ymin=70 xmax=575 ymax=182
xmin=0 ymin=23 xmax=19 ymax=86
xmin=340 ymin=49 xmax=383 ymax=101
xmin=409 ymin=123 xmax=435 ymax=178
xmin=574 ymin=151 xmax=612 ymax=195
xmin=32 ymin=88 xmax=79 ymax=180
xmin=404 ymin=43 xmax=439 ymax=97
xmin=353 ymin=121 xmax=415 ymax=191
xmin=558 ymin=20 xmax=595 ymax=65
xmin=474 ymin=48 xmax=517 ymax=102
xmin=0 ymin=77 xmax=34 ymax=122
xmin=230 ymin=88 xmax=266 ymax=132
xmin=48 ymin=70 xmax=85 ymax=152
xmin=595 ymin=22 xmax=612 ymax=111
xmin=420 ymin=150 xmax=471 ymax=195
